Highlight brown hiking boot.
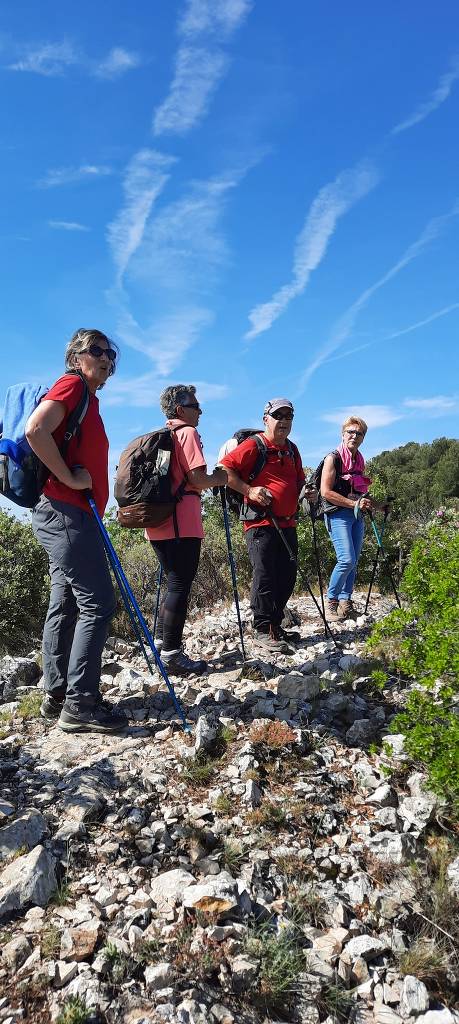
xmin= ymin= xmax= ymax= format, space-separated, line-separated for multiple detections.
xmin=326 ymin=599 xmax=340 ymax=621
xmin=337 ymin=599 xmax=357 ymax=620
xmin=253 ymin=627 xmax=292 ymax=654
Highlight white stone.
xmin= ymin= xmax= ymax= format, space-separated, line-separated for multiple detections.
xmin=345 ymin=935 xmax=387 ymax=960
xmin=182 ymin=872 xmax=238 ymax=913
xmin=149 ymin=869 xmax=194 ymax=911
xmin=0 ymin=846 xmax=56 ymax=920
xmin=366 ymin=832 xmax=416 ymax=865
xmin=144 ymin=961 xmax=174 ymax=990
xmin=399 ymin=976 xmax=429 ymax=1017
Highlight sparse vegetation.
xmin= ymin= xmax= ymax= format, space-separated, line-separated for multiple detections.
xmin=247 ymin=801 xmax=288 ymax=832
xmin=41 ymin=925 xmax=62 ymax=958
xmin=180 ymin=751 xmax=216 ymax=788
xmin=17 ymin=691 xmax=43 ymax=719
xmin=56 ymin=997 xmax=89 ymax=1024
xmin=398 ymin=936 xmax=450 ymax=985
xmin=214 ymin=792 xmax=232 ymax=814
xmin=318 ymin=979 xmax=355 ymax=1022
xmin=221 ymin=840 xmax=248 ymax=873
xmin=244 ymin=918 xmax=307 ymax=1014
xmin=250 ymin=719 xmax=296 ymax=749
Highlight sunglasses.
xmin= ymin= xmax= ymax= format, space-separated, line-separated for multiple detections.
xmin=345 ymin=429 xmax=364 ymax=437
xmin=180 ymin=402 xmax=201 ymax=410
xmin=270 ymin=409 xmax=293 ymax=421
xmin=79 ymin=344 xmax=117 ymax=361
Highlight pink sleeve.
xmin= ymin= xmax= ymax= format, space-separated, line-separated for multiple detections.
xmin=175 ymin=427 xmax=206 ymax=474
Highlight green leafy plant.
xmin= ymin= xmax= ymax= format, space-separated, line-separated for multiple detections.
xmin=0 ymin=510 xmax=50 ymax=655
xmin=244 ymin=918 xmax=307 ymax=1014
xmin=368 ymin=511 xmax=459 ymax=805
xmin=56 ymin=997 xmax=90 ymax=1024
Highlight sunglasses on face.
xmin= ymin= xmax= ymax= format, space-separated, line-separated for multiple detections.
xmin=270 ymin=410 xmax=293 ymax=421
xmin=180 ymin=402 xmax=201 ymax=411
xmin=345 ymin=429 xmax=364 ymax=437
xmin=78 ymin=343 xmax=117 ymax=361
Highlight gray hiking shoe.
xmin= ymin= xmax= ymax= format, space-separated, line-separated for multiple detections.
xmin=161 ymin=648 xmax=207 ymax=676
xmin=41 ymin=694 xmax=64 ymax=721
xmin=253 ymin=627 xmax=293 ymax=654
xmin=58 ymin=698 xmax=128 ymax=734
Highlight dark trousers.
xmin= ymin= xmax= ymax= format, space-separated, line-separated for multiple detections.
xmin=150 ymin=537 xmax=201 ymax=651
xmin=246 ymin=526 xmax=298 ymax=632
xmin=32 ymin=497 xmax=116 ymax=710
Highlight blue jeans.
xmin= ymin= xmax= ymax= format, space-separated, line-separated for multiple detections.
xmin=324 ymin=508 xmax=365 ymax=601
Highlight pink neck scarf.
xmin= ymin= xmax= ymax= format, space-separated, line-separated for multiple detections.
xmin=337 ymin=442 xmax=371 ymax=494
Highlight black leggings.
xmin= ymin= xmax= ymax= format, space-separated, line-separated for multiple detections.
xmin=150 ymin=537 xmax=201 ymax=651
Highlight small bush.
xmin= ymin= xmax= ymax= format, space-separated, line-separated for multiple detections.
xmin=56 ymin=997 xmax=89 ymax=1024
xmin=244 ymin=919 xmax=307 ymax=1014
xmin=180 ymin=752 xmax=216 ymax=788
xmin=17 ymin=691 xmax=43 ymax=719
xmin=0 ymin=510 xmax=50 ymax=655
xmin=398 ymin=936 xmax=450 ymax=985
xmin=250 ymin=720 xmax=296 ymax=749
xmin=368 ymin=507 xmax=459 ymax=806
xmin=41 ymin=925 xmax=62 ymax=958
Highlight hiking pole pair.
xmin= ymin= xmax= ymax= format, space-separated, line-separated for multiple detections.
xmin=268 ymin=512 xmax=340 ymax=649
xmin=362 ymin=502 xmax=401 ymax=611
xmin=86 ymin=494 xmax=190 ymax=733
xmin=219 ymin=487 xmax=247 ymax=661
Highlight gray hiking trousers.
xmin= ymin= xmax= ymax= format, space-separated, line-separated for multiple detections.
xmin=32 ymin=496 xmax=116 ymax=710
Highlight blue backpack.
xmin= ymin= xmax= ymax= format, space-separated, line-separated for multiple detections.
xmin=0 ymin=375 xmax=89 ymax=509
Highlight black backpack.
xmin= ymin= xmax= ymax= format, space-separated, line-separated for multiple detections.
xmin=303 ymin=450 xmax=352 ymax=520
xmin=222 ymin=429 xmax=296 ymax=521
xmin=114 ymin=425 xmax=196 ymax=531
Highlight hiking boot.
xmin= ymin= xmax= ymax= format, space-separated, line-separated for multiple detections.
xmin=40 ymin=694 xmax=64 ymax=722
xmin=58 ymin=698 xmax=128 ymax=734
xmin=326 ymin=599 xmax=340 ymax=621
xmin=161 ymin=648 xmax=208 ymax=676
xmin=337 ymin=599 xmax=357 ymax=620
xmin=278 ymin=627 xmax=302 ymax=644
xmin=253 ymin=627 xmax=292 ymax=654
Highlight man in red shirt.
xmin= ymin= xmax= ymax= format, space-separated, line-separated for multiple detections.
xmin=220 ymin=398 xmax=305 ymax=654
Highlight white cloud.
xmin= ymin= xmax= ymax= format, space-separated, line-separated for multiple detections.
xmin=8 ymin=40 xmax=79 ymax=76
xmin=153 ymin=46 xmax=228 ymax=135
xmin=93 ymin=46 xmax=140 ymax=79
xmin=48 ymin=220 xmax=90 ymax=232
xmin=245 ymin=161 xmax=380 ymax=340
xmin=153 ymin=0 xmax=252 ymax=136
xmin=179 ymin=0 xmax=252 ymax=39
xmin=37 ymin=164 xmax=113 ymax=188
xmin=297 ymin=200 xmax=459 ymax=393
xmin=403 ymin=395 xmax=458 ymax=415
xmin=322 ymin=405 xmax=402 ymax=429
xmin=115 ymin=306 xmax=214 ymax=377
xmin=129 ymin=170 xmax=245 ymax=289
xmin=385 ymin=302 xmax=459 ymax=340
xmin=104 ymin=368 xmax=228 ymax=409
xmin=107 ymin=149 xmax=176 ymax=285
xmin=392 ymin=56 xmax=459 ymax=135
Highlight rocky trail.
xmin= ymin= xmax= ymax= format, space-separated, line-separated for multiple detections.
xmin=0 ymin=593 xmax=458 ymax=1024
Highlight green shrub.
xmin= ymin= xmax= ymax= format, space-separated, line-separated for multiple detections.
xmin=0 ymin=510 xmax=50 ymax=655
xmin=368 ymin=506 xmax=459 ymax=805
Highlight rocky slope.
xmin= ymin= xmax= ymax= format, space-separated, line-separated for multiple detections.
xmin=0 ymin=593 xmax=458 ymax=1024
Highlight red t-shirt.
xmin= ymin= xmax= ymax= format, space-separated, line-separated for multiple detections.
xmin=221 ymin=433 xmax=305 ymax=530
xmin=42 ymin=374 xmax=109 ymax=516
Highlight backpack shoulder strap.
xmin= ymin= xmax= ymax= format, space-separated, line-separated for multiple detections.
xmin=61 ymin=374 xmax=90 ymax=456
xmin=248 ymin=433 xmax=268 ymax=483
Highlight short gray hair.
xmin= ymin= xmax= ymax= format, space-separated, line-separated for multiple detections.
xmin=160 ymin=384 xmax=196 ymax=419
xmin=65 ymin=329 xmax=119 ymax=381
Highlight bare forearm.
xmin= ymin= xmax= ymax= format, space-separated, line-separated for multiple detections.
xmin=25 ymin=425 xmax=74 ymax=486
xmin=321 ymin=486 xmax=358 ymax=510
xmin=222 ymin=466 xmax=250 ymax=497
xmin=188 ymin=466 xmax=227 ymax=491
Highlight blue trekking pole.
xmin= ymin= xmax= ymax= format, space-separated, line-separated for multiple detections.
xmin=355 ymin=498 xmax=401 ymax=611
xmin=153 ymin=563 xmax=163 ymax=641
xmin=87 ymin=494 xmax=190 ymax=732
xmin=220 ymin=488 xmax=247 ymax=660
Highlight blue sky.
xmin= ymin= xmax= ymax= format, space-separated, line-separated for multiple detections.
xmin=1 ymin=0 xmax=458 ymax=511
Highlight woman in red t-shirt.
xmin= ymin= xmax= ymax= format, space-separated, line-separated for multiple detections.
xmin=26 ymin=328 xmax=125 ymax=734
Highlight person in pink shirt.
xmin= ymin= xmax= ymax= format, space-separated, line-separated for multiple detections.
xmin=146 ymin=384 xmax=227 ymax=675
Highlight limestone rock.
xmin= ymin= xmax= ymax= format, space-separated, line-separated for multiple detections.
xmin=182 ymin=872 xmax=238 ymax=914
xmin=0 ymin=809 xmax=48 ymax=860
xmin=144 ymin=961 xmax=174 ymax=990
xmin=277 ymin=672 xmax=321 ymax=700
xmin=366 ymin=832 xmax=416 ymax=865
xmin=399 ymin=976 xmax=429 ymax=1017
xmin=345 ymin=935 xmax=388 ymax=961
xmin=149 ymin=868 xmax=195 ymax=911
xmin=0 ymin=846 xmax=57 ymax=920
